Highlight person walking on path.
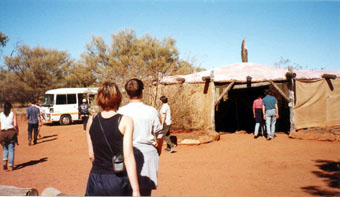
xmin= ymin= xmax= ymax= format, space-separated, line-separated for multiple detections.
xmin=26 ymin=101 xmax=41 ymax=145
xmin=0 ymin=101 xmax=19 ymax=171
xmin=262 ymin=89 xmax=279 ymax=140
xmin=119 ymin=78 xmax=163 ymax=196
xmin=158 ymin=96 xmax=176 ymax=153
xmin=79 ymin=98 xmax=90 ymax=131
xmin=85 ymin=81 xmax=140 ymax=196
xmin=252 ymin=95 xmax=264 ymax=138
xmin=35 ymin=103 xmax=44 ymax=139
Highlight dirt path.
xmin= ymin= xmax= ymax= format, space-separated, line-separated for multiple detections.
xmin=1 ymin=120 xmax=339 ymax=196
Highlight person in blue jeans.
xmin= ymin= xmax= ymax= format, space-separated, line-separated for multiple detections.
xmin=0 ymin=101 xmax=19 ymax=171
xmin=26 ymin=100 xmax=41 ymax=145
xmin=262 ymin=89 xmax=279 ymax=140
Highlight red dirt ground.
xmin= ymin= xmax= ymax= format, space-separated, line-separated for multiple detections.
xmin=0 ymin=119 xmax=339 ymax=196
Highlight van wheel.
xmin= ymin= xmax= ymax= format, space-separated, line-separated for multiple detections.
xmin=60 ymin=115 xmax=71 ymax=125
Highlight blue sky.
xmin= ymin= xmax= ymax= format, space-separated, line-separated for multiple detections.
xmin=1 ymin=0 xmax=339 ymax=70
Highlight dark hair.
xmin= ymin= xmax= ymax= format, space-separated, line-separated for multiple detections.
xmin=3 ymin=101 xmax=12 ymax=117
xmin=32 ymin=100 xmax=36 ymax=105
xmin=125 ymin=78 xmax=144 ymax=99
xmin=97 ymin=81 xmax=122 ymax=111
xmin=160 ymin=96 xmax=168 ymax=103
xmin=264 ymin=89 xmax=270 ymax=95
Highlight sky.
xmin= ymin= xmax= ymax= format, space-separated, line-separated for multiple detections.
xmin=1 ymin=0 xmax=339 ymax=70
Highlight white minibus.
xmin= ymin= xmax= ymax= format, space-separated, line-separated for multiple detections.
xmin=41 ymin=88 xmax=98 ymax=125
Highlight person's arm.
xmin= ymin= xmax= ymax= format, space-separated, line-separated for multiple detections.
xmin=13 ymin=112 xmax=19 ymax=134
xmin=121 ymin=116 xmax=140 ymax=196
xmin=252 ymin=101 xmax=256 ymax=118
xmin=275 ymin=103 xmax=279 ymax=119
xmin=86 ymin=116 xmax=94 ymax=162
xmin=26 ymin=108 xmax=29 ymax=121
xmin=262 ymin=105 xmax=266 ymax=120
xmin=38 ymin=116 xmax=42 ymax=127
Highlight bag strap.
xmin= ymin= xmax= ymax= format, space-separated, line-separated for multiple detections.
xmin=97 ymin=113 xmax=123 ymax=155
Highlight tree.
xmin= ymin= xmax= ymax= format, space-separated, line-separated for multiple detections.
xmin=4 ymin=45 xmax=72 ymax=101
xmin=82 ymin=29 xmax=203 ymax=87
xmin=0 ymin=68 xmax=28 ymax=103
xmin=0 ymin=32 xmax=9 ymax=48
xmin=274 ymin=57 xmax=324 ymax=71
xmin=64 ymin=60 xmax=97 ymax=87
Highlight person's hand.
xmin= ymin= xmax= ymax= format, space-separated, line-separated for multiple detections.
xmin=39 ymin=122 xmax=42 ymax=127
xmin=89 ymin=156 xmax=94 ymax=163
xmin=132 ymin=190 xmax=140 ymax=196
xmin=276 ymin=114 xmax=279 ymax=119
xmin=253 ymin=114 xmax=256 ymax=119
xmin=263 ymin=115 xmax=266 ymax=120
xmin=154 ymin=141 xmax=158 ymax=148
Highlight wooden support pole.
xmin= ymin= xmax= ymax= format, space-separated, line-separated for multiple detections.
xmin=176 ymin=77 xmax=185 ymax=83
xmin=321 ymin=74 xmax=337 ymax=79
xmin=269 ymin=80 xmax=290 ymax=102
xmin=233 ymin=81 xmax=270 ymax=89
xmin=210 ymin=71 xmax=216 ymax=131
xmin=215 ymin=81 xmax=236 ymax=106
xmin=202 ymin=76 xmax=211 ymax=81
xmin=246 ymin=76 xmax=252 ymax=88
xmin=288 ymin=78 xmax=296 ymax=133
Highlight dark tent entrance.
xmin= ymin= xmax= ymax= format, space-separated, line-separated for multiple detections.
xmin=215 ymin=85 xmax=290 ymax=134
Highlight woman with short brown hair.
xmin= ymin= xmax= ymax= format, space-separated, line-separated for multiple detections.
xmin=85 ymin=81 xmax=140 ymax=196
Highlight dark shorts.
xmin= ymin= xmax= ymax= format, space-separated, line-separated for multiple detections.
xmin=85 ymin=172 xmax=131 ymax=196
xmin=255 ymin=108 xmax=263 ymax=123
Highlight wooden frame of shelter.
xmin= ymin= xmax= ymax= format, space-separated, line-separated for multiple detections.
xmin=201 ymin=71 xmax=297 ymax=133
xmin=153 ymin=63 xmax=340 ymax=133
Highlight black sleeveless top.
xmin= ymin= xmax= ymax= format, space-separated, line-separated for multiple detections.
xmin=90 ymin=113 xmax=124 ymax=174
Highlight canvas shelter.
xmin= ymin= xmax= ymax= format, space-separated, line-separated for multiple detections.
xmin=153 ymin=62 xmax=340 ymax=133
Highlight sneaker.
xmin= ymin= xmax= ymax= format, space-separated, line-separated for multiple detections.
xmin=28 ymin=140 xmax=32 ymax=146
xmin=3 ymin=162 xmax=7 ymax=171
xmin=7 ymin=166 xmax=13 ymax=171
xmin=170 ymin=145 xmax=176 ymax=153
xmin=254 ymin=135 xmax=259 ymax=139
xmin=164 ymin=148 xmax=171 ymax=152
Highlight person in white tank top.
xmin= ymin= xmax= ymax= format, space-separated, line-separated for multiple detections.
xmin=0 ymin=101 xmax=19 ymax=171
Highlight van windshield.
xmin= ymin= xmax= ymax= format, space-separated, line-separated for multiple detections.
xmin=43 ymin=94 xmax=54 ymax=107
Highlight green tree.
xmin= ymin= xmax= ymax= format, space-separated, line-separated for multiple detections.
xmin=82 ymin=29 xmax=203 ymax=86
xmin=0 ymin=68 xmax=28 ymax=103
xmin=64 ymin=60 xmax=97 ymax=87
xmin=4 ymin=45 xmax=72 ymax=101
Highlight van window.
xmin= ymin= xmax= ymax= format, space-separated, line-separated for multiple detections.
xmin=56 ymin=95 xmax=67 ymax=105
xmin=67 ymin=94 xmax=77 ymax=104
xmin=77 ymin=94 xmax=84 ymax=105
xmin=43 ymin=94 xmax=54 ymax=107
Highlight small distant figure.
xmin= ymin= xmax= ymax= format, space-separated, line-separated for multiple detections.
xmin=262 ymin=89 xmax=279 ymax=140
xmin=79 ymin=99 xmax=90 ymax=131
xmin=252 ymin=95 xmax=264 ymax=138
xmin=0 ymin=101 xmax=19 ymax=171
xmin=26 ymin=100 xmax=42 ymax=145
xmin=158 ymin=96 xmax=176 ymax=153
xmin=35 ymin=103 xmax=44 ymax=139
